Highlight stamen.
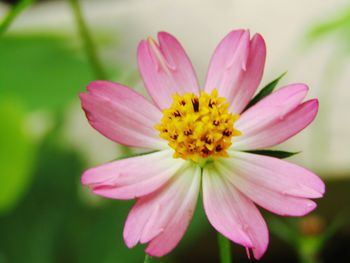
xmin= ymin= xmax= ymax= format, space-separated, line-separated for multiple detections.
xmin=215 ymin=145 xmax=223 ymax=152
xmin=184 ymin=128 xmax=193 ymax=136
xmin=205 ymin=136 xmax=213 ymax=144
xmin=213 ymin=120 xmax=220 ymax=126
xmin=173 ymin=110 xmax=181 ymax=117
xmin=201 ymin=147 xmax=210 ymax=155
xmin=192 ymin=97 xmax=199 ymax=112
xmin=223 ymin=129 xmax=233 ymax=136
xmin=155 ymin=89 xmax=241 ymax=162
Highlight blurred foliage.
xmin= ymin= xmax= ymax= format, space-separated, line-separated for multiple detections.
xmin=0 ymin=33 xmax=93 ymax=112
xmin=0 ymin=101 xmax=36 ymax=214
xmin=0 ymin=0 xmax=35 ymax=35
xmin=268 ymin=212 xmax=349 ymax=263
xmin=68 ymin=0 xmax=107 ymax=80
xmin=0 ymin=125 xmax=209 ymax=263
xmin=0 ymin=31 xmax=94 ymax=216
xmin=306 ymin=4 xmax=350 ymax=53
xmin=0 ymin=127 xmax=144 ymax=263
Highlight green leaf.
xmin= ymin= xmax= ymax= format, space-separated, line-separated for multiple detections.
xmin=0 ymin=101 xmax=36 ymax=214
xmin=244 ymin=72 xmax=287 ymax=111
xmin=0 ymin=128 xmax=85 ymax=262
xmin=306 ymin=7 xmax=350 ymax=43
xmin=0 ymin=33 xmax=93 ymax=112
xmin=244 ymin=149 xmax=300 ymax=159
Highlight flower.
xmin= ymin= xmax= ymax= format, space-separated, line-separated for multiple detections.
xmin=80 ymin=29 xmax=325 ymax=259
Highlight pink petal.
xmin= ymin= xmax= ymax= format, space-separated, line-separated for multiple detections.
xmin=138 ymin=32 xmax=200 ymax=109
xmin=233 ymin=84 xmax=317 ymax=150
xmin=80 ymin=81 xmax=167 ymax=149
xmin=204 ymin=30 xmax=250 ymax=105
xmin=235 ymin=99 xmax=318 ymax=150
xmin=123 ymin=164 xmax=201 ymax=257
xmin=229 ymin=33 xmax=266 ymax=114
xmin=236 ymin=84 xmax=308 ymax=134
xmin=82 ymin=150 xmax=185 ymax=200
xmin=202 ymin=165 xmax=269 ymax=259
xmin=218 ymin=151 xmax=325 ymax=216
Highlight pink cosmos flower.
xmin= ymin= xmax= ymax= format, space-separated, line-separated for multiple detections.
xmin=80 ymin=29 xmax=325 ymax=259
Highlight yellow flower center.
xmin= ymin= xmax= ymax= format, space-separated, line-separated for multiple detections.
xmin=155 ymin=89 xmax=241 ymax=162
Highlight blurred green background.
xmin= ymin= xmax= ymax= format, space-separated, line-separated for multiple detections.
xmin=0 ymin=0 xmax=349 ymax=262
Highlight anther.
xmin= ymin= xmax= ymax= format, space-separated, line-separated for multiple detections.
xmin=223 ymin=129 xmax=232 ymax=136
xmin=173 ymin=110 xmax=181 ymax=117
xmin=201 ymin=147 xmax=210 ymax=155
xmin=192 ymin=97 xmax=199 ymax=112
xmin=215 ymin=145 xmax=223 ymax=152
xmin=184 ymin=129 xmax=193 ymax=136
xmin=155 ymin=89 xmax=241 ymax=162
xmin=205 ymin=136 xmax=213 ymax=144
xmin=188 ymin=144 xmax=196 ymax=152
xmin=170 ymin=133 xmax=178 ymax=140
xmin=208 ymin=99 xmax=216 ymax=108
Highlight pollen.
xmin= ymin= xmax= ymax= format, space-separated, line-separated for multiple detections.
xmin=155 ymin=89 xmax=241 ymax=162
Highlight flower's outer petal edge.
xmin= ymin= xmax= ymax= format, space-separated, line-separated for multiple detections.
xmin=138 ymin=32 xmax=200 ymax=110
xmin=230 ymin=33 xmax=267 ymax=114
xmin=202 ymin=164 xmax=269 ymax=259
xmin=123 ymin=164 xmax=201 ymax=257
xmin=219 ymin=151 xmax=325 ymax=216
xmin=82 ymin=149 xmax=185 ymax=200
xmin=80 ymin=80 xmax=167 ymax=149
xmin=204 ymin=29 xmax=250 ymax=104
xmin=233 ymin=84 xmax=318 ymax=150
xmin=204 ymin=30 xmax=266 ymax=115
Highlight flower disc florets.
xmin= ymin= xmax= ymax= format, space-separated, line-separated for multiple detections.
xmin=156 ymin=89 xmax=241 ymax=162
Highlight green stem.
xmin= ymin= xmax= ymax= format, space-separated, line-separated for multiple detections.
xmin=68 ymin=0 xmax=132 ymax=155
xmin=144 ymin=254 xmax=153 ymax=263
xmin=217 ymin=233 xmax=232 ymax=263
xmin=68 ymin=0 xmax=107 ymax=79
xmin=0 ymin=0 xmax=35 ymax=36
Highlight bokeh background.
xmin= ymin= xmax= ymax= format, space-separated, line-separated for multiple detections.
xmin=1 ymin=0 xmax=350 ymax=262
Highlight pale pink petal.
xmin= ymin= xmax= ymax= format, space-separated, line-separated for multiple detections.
xmin=82 ymin=150 xmax=185 ymax=200
xmin=233 ymin=84 xmax=317 ymax=150
xmin=202 ymin=165 xmax=269 ymax=259
xmin=218 ymin=151 xmax=325 ymax=216
xmin=138 ymin=32 xmax=200 ymax=109
xmin=229 ymin=33 xmax=266 ymax=114
xmin=235 ymin=84 xmax=308 ymax=135
xmin=235 ymin=99 xmax=318 ymax=150
xmin=204 ymin=30 xmax=250 ymax=104
xmin=80 ymin=81 xmax=166 ymax=149
xmin=123 ymin=164 xmax=201 ymax=257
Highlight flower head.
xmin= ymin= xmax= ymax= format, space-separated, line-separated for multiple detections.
xmin=155 ymin=89 xmax=241 ymax=162
xmin=80 ymin=30 xmax=325 ymax=259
